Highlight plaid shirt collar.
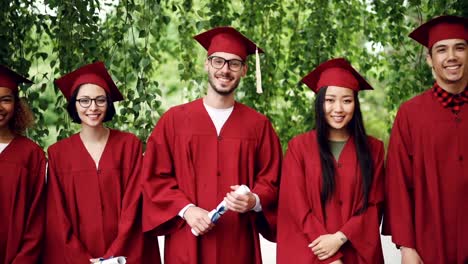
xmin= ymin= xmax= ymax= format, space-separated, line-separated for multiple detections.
xmin=432 ymin=83 xmax=468 ymax=113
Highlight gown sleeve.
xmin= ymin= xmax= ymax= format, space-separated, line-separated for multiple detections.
xmin=104 ymin=135 xmax=145 ymax=258
xmin=339 ymin=140 xmax=385 ymax=262
xmin=12 ymin=147 xmax=46 ymax=264
xmin=251 ymin=119 xmax=282 ymax=241
xmin=142 ymin=110 xmax=192 ymax=235
xmin=382 ymin=108 xmax=416 ymax=248
xmin=47 ymin=148 xmax=93 ymax=263
xmin=280 ymin=139 xmax=343 ymax=263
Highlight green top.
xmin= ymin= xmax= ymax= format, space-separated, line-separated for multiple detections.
xmin=329 ymin=140 xmax=347 ymax=160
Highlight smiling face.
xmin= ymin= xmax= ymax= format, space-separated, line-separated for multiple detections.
xmin=205 ymin=51 xmax=247 ymax=96
xmin=75 ymin=83 xmax=108 ymax=128
xmin=427 ymin=38 xmax=468 ymax=88
xmin=323 ymin=86 xmax=355 ymax=137
xmin=0 ymin=87 xmax=15 ymax=132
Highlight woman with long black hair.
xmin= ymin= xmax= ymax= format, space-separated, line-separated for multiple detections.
xmin=277 ymin=58 xmax=384 ymax=264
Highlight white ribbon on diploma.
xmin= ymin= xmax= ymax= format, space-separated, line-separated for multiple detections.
xmin=191 ymin=185 xmax=251 ymax=236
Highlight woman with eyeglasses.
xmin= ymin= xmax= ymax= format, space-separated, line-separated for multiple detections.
xmin=277 ymin=58 xmax=384 ymax=264
xmin=0 ymin=65 xmax=46 ymax=264
xmin=42 ymin=62 xmax=160 ymax=264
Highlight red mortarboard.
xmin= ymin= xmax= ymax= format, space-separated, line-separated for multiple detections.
xmin=301 ymin=58 xmax=373 ymax=93
xmin=0 ymin=65 xmax=33 ymax=93
xmin=409 ymin=15 xmax=468 ymax=48
xmin=54 ymin=61 xmax=123 ymax=102
xmin=194 ymin=26 xmax=264 ymax=61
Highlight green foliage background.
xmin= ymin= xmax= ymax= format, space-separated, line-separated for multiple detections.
xmin=1 ymin=0 xmax=466 ymax=150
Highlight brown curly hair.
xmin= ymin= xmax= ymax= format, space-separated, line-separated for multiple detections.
xmin=9 ymin=92 xmax=35 ymax=135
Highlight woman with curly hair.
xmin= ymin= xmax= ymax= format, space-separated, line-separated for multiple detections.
xmin=0 ymin=65 xmax=46 ymax=263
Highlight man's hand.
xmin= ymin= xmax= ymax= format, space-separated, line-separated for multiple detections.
xmin=184 ymin=206 xmax=214 ymax=235
xmin=309 ymin=232 xmax=347 ymax=260
xmin=224 ymin=185 xmax=256 ymax=213
xmin=401 ymin=247 xmax=424 ymax=264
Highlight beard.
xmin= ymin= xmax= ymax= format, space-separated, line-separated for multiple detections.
xmin=208 ymin=72 xmax=241 ymax=96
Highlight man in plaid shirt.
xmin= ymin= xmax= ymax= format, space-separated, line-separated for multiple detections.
xmin=383 ymin=15 xmax=468 ymax=264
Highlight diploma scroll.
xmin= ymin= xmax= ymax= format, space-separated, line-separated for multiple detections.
xmin=191 ymin=185 xmax=251 ymax=236
xmin=98 ymin=257 xmax=126 ymax=264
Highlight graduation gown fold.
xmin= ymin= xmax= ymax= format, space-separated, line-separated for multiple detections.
xmin=142 ymin=98 xmax=282 ymax=264
xmin=277 ymin=131 xmax=384 ymax=264
xmin=43 ymin=129 xmax=160 ymax=264
xmin=0 ymin=136 xmax=46 ymax=264
xmin=383 ymin=89 xmax=468 ymax=263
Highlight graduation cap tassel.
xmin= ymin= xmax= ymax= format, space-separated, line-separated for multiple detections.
xmin=255 ymin=48 xmax=263 ymax=94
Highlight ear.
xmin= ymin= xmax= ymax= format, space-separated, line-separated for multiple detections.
xmin=426 ymin=52 xmax=433 ymax=68
xmin=204 ymin=58 xmax=210 ymax=72
xmin=241 ymin=64 xmax=248 ymax=77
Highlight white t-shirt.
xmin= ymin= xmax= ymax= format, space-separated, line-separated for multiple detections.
xmin=0 ymin=142 xmax=9 ymax=153
xmin=203 ymin=103 xmax=234 ymax=136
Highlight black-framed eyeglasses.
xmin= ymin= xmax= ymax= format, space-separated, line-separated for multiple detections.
xmin=208 ymin=56 xmax=244 ymax=72
xmin=76 ymin=96 xmax=108 ymax=108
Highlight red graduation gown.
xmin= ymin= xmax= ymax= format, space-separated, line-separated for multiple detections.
xmin=383 ymin=88 xmax=468 ymax=263
xmin=142 ymin=99 xmax=282 ymax=264
xmin=42 ymin=129 xmax=160 ymax=264
xmin=277 ymin=131 xmax=384 ymax=264
xmin=0 ymin=136 xmax=46 ymax=264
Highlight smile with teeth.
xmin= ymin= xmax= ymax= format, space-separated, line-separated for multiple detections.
xmin=86 ymin=113 xmax=101 ymax=119
xmin=216 ymin=75 xmax=233 ymax=83
xmin=331 ymin=115 xmax=345 ymax=122
xmin=445 ymin=65 xmax=460 ymax=70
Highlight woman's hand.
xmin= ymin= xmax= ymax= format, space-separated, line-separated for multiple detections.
xmin=309 ymin=231 xmax=347 ymax=260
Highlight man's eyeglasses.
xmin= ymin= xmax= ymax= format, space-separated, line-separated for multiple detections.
xmin=208 ymin=56 xmax=244 ymax=72
xmin=76 ymin=96 xmax=108 ymax=108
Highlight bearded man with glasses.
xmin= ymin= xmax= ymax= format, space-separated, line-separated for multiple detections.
xmin=142 ymin=26 xmax=282 ymax=264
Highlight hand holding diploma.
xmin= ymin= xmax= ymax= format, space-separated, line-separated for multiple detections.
xmin=224 ymin=185 xmax=256 ymax=213
xmin=191 ymin=185 xmax=251 ymax=236
xmin=185 ymin=206 xmax=214 ymax=236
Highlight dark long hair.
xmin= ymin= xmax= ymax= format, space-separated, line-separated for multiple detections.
xmin=314 ymin=86 xmax=374 ymax=216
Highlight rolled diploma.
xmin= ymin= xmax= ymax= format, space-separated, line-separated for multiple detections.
xmin=100 ymin=257 xmax=126 ymax=264
xmin=191 ymin=185 xmax=251 ymax=236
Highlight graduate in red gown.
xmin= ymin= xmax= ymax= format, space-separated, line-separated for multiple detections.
xmin=277 ymin=58 xmax=385 ymax=264
xmin=382 ymin=15 xmax=468 ymax=264
xmin=142 ymin=27 xmax=282 ymax=264
xmin=42 ymin=62 xmax=160 ymax=264
xmin=0 ymin=65 xmax=46 ymax=264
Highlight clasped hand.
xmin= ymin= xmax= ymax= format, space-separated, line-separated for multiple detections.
xmin=224 ymin=185 xmax=256 ymax=213
xmin=309 ymin=232 xmax=347 ymax=261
